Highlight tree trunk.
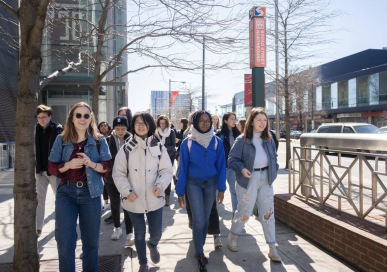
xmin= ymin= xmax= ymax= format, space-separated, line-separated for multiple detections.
xmin=13 ymin=0 xmax=49 ymax=271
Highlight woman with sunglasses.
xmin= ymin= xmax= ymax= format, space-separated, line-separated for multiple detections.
xmin=48 ymin=102 xmax=112 ymax=272
xmin=176 ymin=110 xmax=226 ymax=272
xmin=113 ymin=112 xmax=173 ymax=272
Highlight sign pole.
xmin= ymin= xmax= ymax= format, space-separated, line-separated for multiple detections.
xmin=249 ymin=7 xmax=266 ymax=108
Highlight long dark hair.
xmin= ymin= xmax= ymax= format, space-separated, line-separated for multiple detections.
xmin=131 ymin=111 xmax=156 ymax=137
xmin=220 ymin=112 xmax=240 ymax=139
xmin=179 ymin=118 xmax=188 ymax=132
xmin=244 ymin=107 xmax=271 ymax=140
xmin=98 ymin=121 xmax=111 ymax=134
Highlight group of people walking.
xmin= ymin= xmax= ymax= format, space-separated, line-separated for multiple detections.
xmin=34 ymin=102 xmax=281 ymax=272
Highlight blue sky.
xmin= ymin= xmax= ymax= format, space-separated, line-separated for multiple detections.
xmin=127 ymin=0 xmax=387 ymax=114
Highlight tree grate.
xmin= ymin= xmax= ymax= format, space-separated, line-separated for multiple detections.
xmin=0 ymin=254 xmax=121 ymax=272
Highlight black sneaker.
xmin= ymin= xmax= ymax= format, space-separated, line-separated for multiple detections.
xmin=104 ymin=215 xmax=113 ymax=224
xmin=196 ymin=254 xmax=207 ymax=272
xmin=146 ymin=240 xmax=160 ymax=264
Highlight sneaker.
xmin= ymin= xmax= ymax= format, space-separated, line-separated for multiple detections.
xmin=36 ymin=230 xmax=42 ymax=237
xmin=104 ymin=215 xmax=113 ymax=224
xmin=227 ymin=232 xmax=238 ymax=252
xmin=268 ymin=244 xmax=282 ymax=262
xmin=138 ymin=264 xmax=149 ymax=272
xmin=214 ymin=235 xmax=223 ymax=248
xmin=125 ymin=233 xmax=135 ymax=248
xmin=102 ymin=203 xmax=111 ymax=212
xmin=146 ymin=240 xmax=160 ymax=264
xmin=111 ymin=227 xmax=122 ymax=240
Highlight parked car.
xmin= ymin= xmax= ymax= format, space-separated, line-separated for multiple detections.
xmin=280 ymin=130 xmax=286 ymax=138
xmin=379 ymin=126 xmax=387 ymax=133
xmin=317 ymin=123 xmax=383 ymax=134
xmin=309 ymin=130 xmax=317 ymax=133
xmin=290 ymin=131 xmax=302 ymax=139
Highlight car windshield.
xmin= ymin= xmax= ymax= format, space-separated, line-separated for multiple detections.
xmin=353 ymin=125 xmax=383 ymax=133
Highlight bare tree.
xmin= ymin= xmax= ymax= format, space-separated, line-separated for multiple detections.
xmin=0 ymin=0 xmax=50 ymax=270
xmin=46 ymin=0 xmax=249 ymax=120
xmin=262 ymin=0 xmax=340 ymax=168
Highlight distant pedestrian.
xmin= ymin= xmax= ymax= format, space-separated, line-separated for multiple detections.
xmin=174 ymin=118 xmax=188 ymax=164
xmin=104 ymin=116 xmax=135 ymax=248
xmin=212 ymin=114 xmax=220 ymax=132
xmin=35 ymin=104 xmax=63 ymax=237
xmin=48 ymin=102 xmax=112 ymax=272
xmin=156 ymin=114 xmax=176 ymax=206
xmin=113 ymin=112 xmax=173 ymax=272
xmin=98 ymin=121 xmax=112 ymax=213
xmin=216 ymin=112 xmax=241 ymax=217
xmin=227 ymin=107 xmax=282 ymax=262
xmin=117 ymin=107 xmax=133 ymax=131
xmin=176 ymin=110 xmax=226 ymax=272
xmin=236 ymin=118 xmax=246 ymax=134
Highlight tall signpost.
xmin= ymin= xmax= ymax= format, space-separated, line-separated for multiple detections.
xmin=249 ymin=7 xmax=266 ymax=108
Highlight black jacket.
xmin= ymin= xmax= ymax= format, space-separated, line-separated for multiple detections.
xmin=158 ymin=130 xmax=176 ymax=164
xmin=104 ymin=131 xmax=131 ymax=183
xmin=35 ymin=121 xmax=63 ymax=174
xmin=217 ymin=129 xmax=241 ymax=167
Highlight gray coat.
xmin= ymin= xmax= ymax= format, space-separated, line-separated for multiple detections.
xmin=228 ymin=135 xmax=279 ymax=189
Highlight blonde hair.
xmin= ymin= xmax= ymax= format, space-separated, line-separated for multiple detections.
xmin=62 ymin=102 xmax=101 ymax=143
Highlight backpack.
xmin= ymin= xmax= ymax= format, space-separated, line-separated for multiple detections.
xmin=270 ymin=131 xmax=279 ymax=151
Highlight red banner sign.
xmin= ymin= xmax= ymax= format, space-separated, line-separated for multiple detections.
xmin=170 ymin=91 xmax=179 ymax=106
xmin=249 ymin=17 xmax=266 ymax=68
xmin=244 ymin=74 xmax=252 ymax=106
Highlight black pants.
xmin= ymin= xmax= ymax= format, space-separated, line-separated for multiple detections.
xmin=104 ymin=181 xmax=133 ymax=234
xmin=185 ymin=188 xmax=220 ymax=235
xmin=103 ymin=185 xmax=109 ymax=201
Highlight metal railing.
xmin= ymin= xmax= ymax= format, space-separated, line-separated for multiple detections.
xmin=289 ymin=134 xmax=387 ymax=229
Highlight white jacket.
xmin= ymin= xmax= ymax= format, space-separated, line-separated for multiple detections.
xmin=113 ymin=135 xmax=173 ymax=213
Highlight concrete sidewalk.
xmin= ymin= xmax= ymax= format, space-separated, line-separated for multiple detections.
xmin=0 ymin=168 xmax=357 ymax=271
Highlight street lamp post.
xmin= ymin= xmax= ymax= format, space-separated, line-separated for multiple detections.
xmin=169 ymin=79 xmax=186 ymax=119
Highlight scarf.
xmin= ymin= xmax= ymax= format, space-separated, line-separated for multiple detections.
xmin=188 ymin=126 xmax=214 ymax=148
xmin=157 ymin=127 xmax=171 ymax=145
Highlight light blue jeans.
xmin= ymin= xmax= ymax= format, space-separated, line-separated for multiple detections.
xmin=230 ymin=170 xmax=276 ymax=244
xmin=36 ymin=171 xmax=57 ymax=231
xmin=226 ymin=168 xmax=237 ymax=213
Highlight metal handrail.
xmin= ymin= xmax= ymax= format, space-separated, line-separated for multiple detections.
xmin=289 ymin=146 xmax=387 ymax=229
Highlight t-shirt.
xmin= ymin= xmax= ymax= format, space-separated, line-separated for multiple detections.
xmin=252 ymin=132 xmax=268 ymax=168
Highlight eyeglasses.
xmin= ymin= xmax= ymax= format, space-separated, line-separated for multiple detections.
xmin=199 ymin=120 xmax=211 ymax=125
xmin=135 ymin=122 xmax=146 ymax=127
xmin=37 ymin=116 xmax=49 ymax=120
xmin=74 ymin=113 xmax=91 ymax=119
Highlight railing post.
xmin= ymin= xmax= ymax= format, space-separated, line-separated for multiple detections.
xmin=300 ymin=145 xmax=312 ymax=197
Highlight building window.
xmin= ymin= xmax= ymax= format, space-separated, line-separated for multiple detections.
xmin=380 ymin=71 xmax=387 ymax=103
xmin=331 ymin=82 xmax=338 ymax=109
xmin=369 ymin=73 xmax=379 ymax=105
xmin=316 ymin=86 xmax=322 ymax=110
xmin=357 ymin=75 xmax=369 ymax=105
xmin=348 ymin=78 xmax=356 ymax=107
xmin=322 ymin=84 xmax=331 ymax=110
xmin=338 ymin=80 xmax=348 ymax=108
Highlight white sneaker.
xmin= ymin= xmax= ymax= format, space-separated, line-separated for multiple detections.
xmin=111 ymin=227 xmax=122 ymax=240
xmin=102 ymin=203 xmax=111 ymax=212
xmin=268 ymin=244 xmax=282 ymax=262
xmin=227 ymin=232 xmax=238 ymax=252
xmin=125 ymin=233 xmax=135 ymax=248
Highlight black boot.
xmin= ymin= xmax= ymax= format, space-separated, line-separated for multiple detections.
xmin=197 ymin=254 xmax=207 ymax=272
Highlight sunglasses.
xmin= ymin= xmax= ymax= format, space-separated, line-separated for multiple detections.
xmin=74 ymin=113 xmax=91 ymax=119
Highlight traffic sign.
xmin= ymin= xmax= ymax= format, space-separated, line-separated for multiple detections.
xmin=249 ymin=6 xmax=266 ymax=20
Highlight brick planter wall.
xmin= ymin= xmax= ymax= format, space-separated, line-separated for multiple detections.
xmin=275 ymin=194 xmax=387 ymax=272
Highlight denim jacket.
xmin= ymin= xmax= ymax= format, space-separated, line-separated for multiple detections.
xmin=48 ymin=134 xmax=112 ymax=198
xmin=228 ymin=135 xmax=279 ymax=189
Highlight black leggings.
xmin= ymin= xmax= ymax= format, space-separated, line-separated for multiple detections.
xmin=185 ymin=188 xmax=220 ymax=235
xmin=103 ymin=185 xmax=109 ymax=201
xmin=104 ymin=181 xmax=133 ymax=234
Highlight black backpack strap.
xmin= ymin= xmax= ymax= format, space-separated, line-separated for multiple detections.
xmin=96 ymin=139 xmax=101 ymax=154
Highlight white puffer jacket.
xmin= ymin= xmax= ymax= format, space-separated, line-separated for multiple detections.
xmin=113 ymin=135 xmax=173 ymax=213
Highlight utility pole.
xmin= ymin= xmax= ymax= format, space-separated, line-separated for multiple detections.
xmin=202 ymin=37 xmax=205 ymax=110
xmin=275 ymin=0 xmax=280 ymax=138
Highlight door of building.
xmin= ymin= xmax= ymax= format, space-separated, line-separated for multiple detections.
xmin=48 ymin=99 xmax=87 ymax=126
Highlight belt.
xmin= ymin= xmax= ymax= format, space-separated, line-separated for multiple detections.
xmin=253 ymin=167 xmax=268 ymax=171
xmin=67 ymin=180 xmax=88 ymax=188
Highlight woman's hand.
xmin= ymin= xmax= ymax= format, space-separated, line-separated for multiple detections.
xmin=76 ymin=153 xmax=94 ymax=168
xmin=242 ymin=168 xmax=252 ymax=179
xmin=178 ymin=196 xmax=185 ymax=207
xmin=217 ymin=192 xmax=224 ymax=204
xmin=153 ymin=187 xmax=161 ymax=197
xmin=67 ymin=157 xmax=85 ymax=169
xmin=127 ymin=192 xmax=138 ymax=202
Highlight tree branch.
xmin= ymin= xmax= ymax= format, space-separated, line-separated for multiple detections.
xmin=0 ymin=0 xmax=18 ymax=19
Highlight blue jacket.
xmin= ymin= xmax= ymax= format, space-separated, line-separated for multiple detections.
xmin=176 ymin=136 xmax=227 ymax=197
xmin=228 ymin=135 xmax=279 ymax=189
xmin=48 ymin=134 xmax=112 ymax=198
